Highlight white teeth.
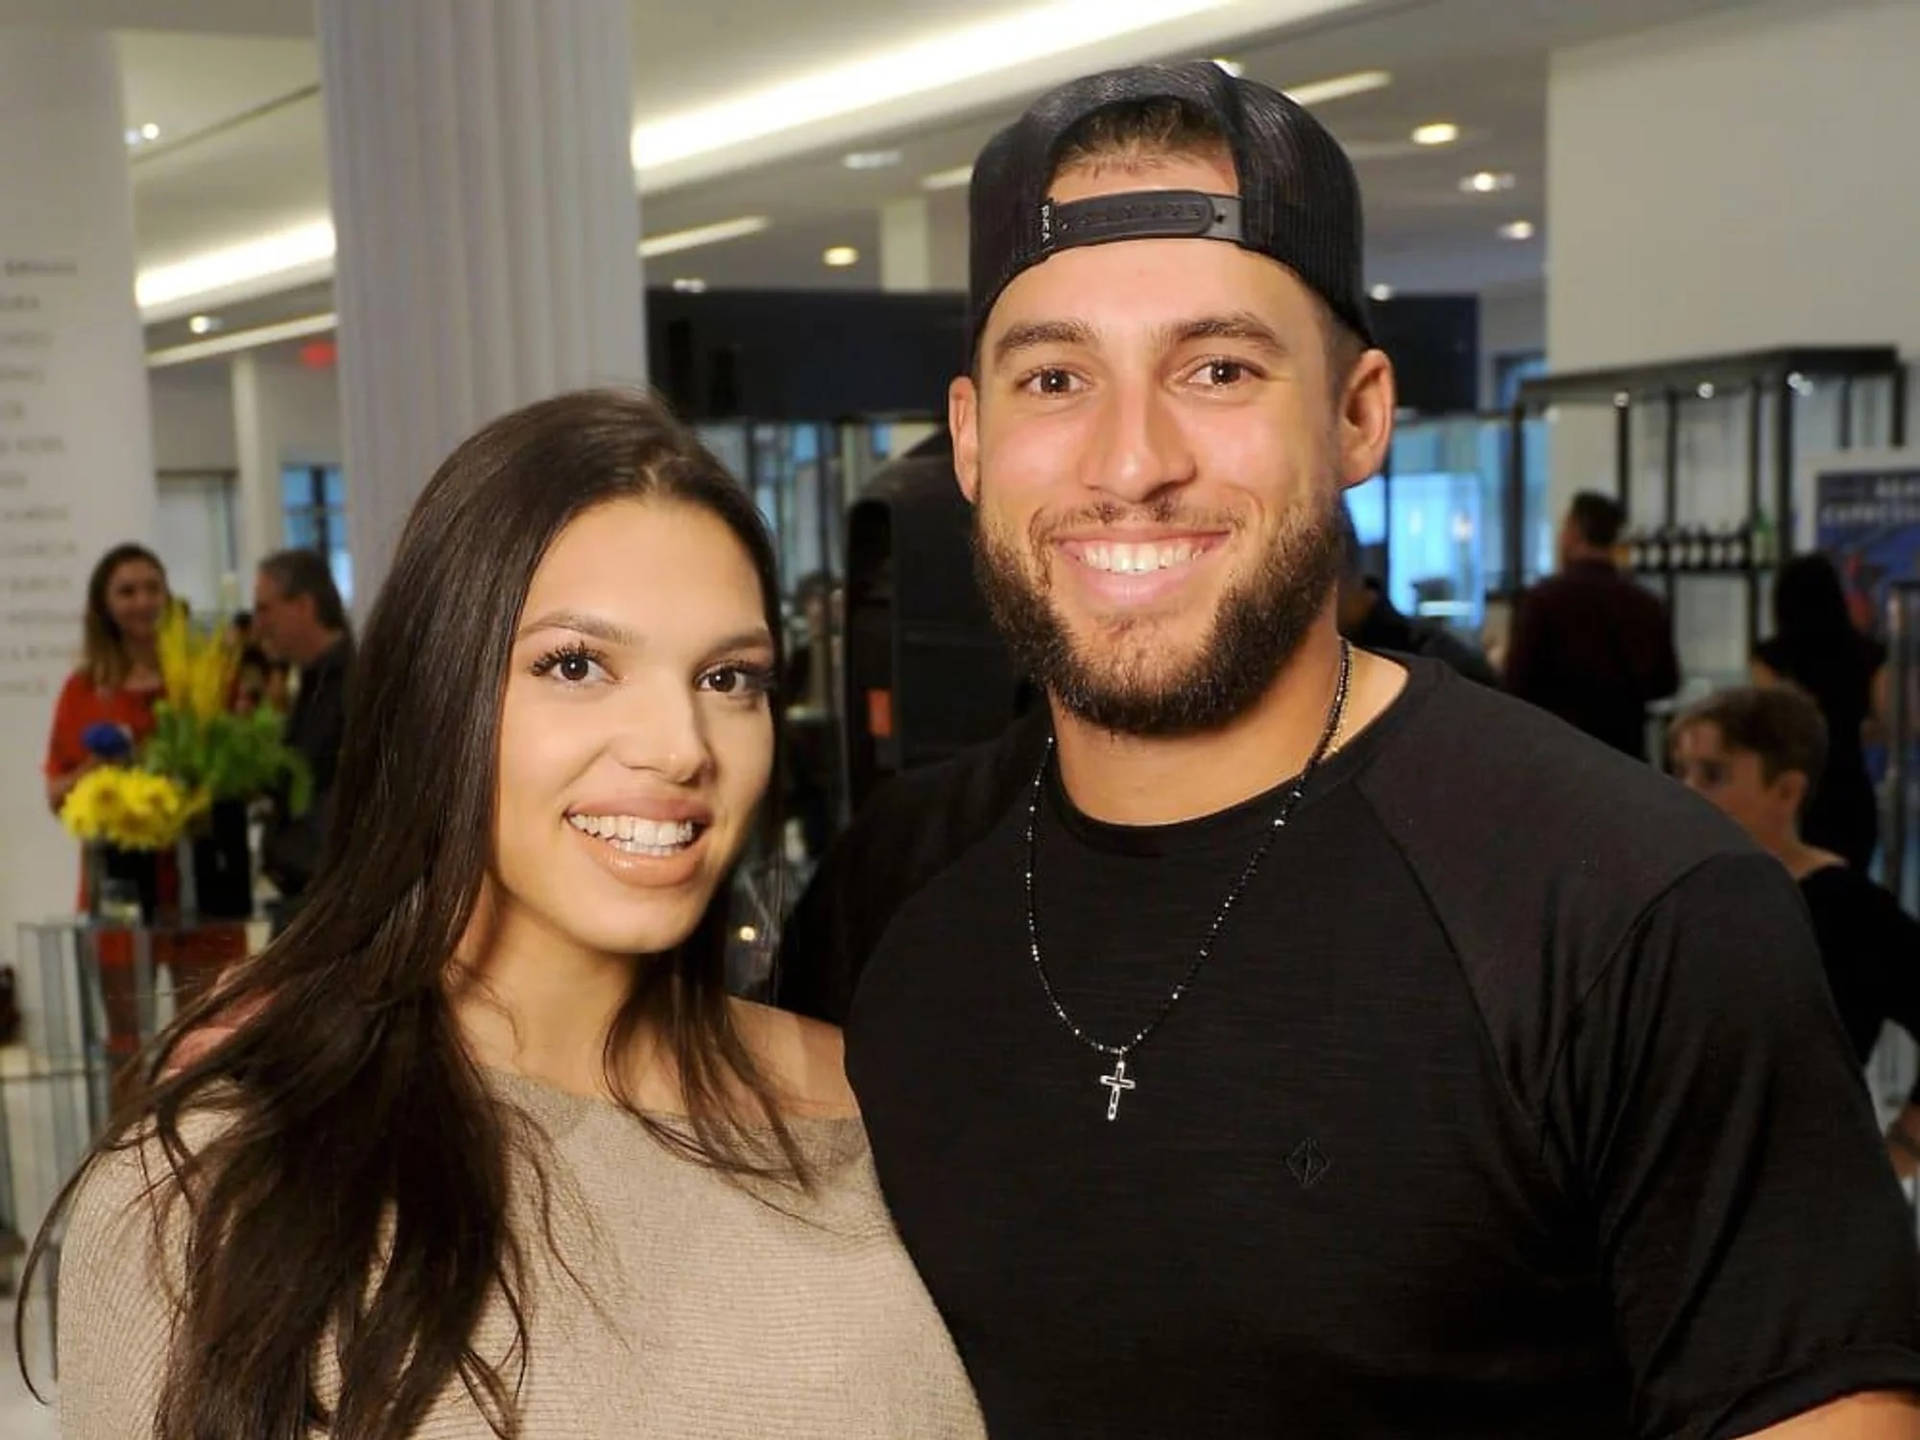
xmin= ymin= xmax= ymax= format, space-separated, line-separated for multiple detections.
xmin=568 ymin=813 xmax=698 ymax=852
xmin=1079 ymin=541 xmax=1200 ymax=574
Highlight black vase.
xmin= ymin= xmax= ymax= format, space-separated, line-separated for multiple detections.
xmin=188 ymin=799 xmax=254 ymax=920
xmin=93 ymin=844 xmax=160 ymax=923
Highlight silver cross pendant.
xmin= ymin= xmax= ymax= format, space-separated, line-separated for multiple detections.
xmin=1099 ymin=1055 xmax=1136 ymax=1121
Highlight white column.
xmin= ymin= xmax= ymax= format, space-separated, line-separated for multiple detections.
xmin=0 ymin=29 xmax=154 ymax=1047
xmin=230 ymin=352 xmax=282 ymax=580
xmin=315 ymin=0 xmax=644 ymax=610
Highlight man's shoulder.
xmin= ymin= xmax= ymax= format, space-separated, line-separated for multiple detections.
xmin=1370 ymin=665 xmax=1740 ymax=887
xmin=1356 ymin=666 xmax=1758 ymax=1106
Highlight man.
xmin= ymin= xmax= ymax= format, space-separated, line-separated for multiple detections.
xmin=1670 ymin=684 xmax=1920 ymax=1181
xmin=251 ymin=548 xmax=351 ymax=908
xmin=1334 ymin=504 xmax=1496 ymax=683
xmin=1505 ymin=491 xmax=1680 ymax=757
xmin=778 ymin=61 xmax=1920 ymax=1437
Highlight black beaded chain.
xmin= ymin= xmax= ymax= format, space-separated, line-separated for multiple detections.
xmin=1022 ymin=640 xmax=1354 ymax=1114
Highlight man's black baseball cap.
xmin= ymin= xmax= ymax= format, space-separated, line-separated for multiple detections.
xmin=967 ymin=60 xmax=1372 ymax=354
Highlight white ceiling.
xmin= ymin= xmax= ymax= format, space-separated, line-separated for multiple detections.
xmin=111 ymin=0 xmax=1776 ymax=347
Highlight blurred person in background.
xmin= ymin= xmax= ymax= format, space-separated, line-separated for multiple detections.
xmin=1334 ymin=505 xmax=1496 ymax=683
xmin=251 ymin=548 xmax=352 ymax=911
xmin=1753 ymin=552 xmax=1884 ymax=871
xmin=1506 ymin=491 xmax=1680 ymax=757
xmin=42 ymin=544 xmax=173 ymax=1085
xmin=35 ymin=389 xmax=980 ymax=1439
xmin=1671 ymin=685 xmax=1920 ymax=1178
xmin=44 ymin=543 xmax=168 ymax=815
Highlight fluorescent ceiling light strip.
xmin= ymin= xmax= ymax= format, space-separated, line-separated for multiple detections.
xmin=135 ymin=219 xmax=336 ymax=313
xmin=638 ymin=215 xmax=770 ymax=258
xmin=631 ymin=0 xmax=1235 ymax=172
xmin=1285 ymin=69 xmax=1391 ymax=106
xmin=921 ymin=165 xmax=975 ymax=192
xmin=146 ymin=311 xmax=337 ymax=368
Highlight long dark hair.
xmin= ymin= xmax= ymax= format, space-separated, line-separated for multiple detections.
xmin=22 ymin=389 xmax=799 ymax=1438
xmin=82 ymin=541 xmax=167 ymax=689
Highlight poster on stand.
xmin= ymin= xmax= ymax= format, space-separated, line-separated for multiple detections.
xmin=1813 ymin=453 xmax=1920 ymax=634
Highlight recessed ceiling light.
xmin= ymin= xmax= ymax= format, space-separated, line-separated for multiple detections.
xmin=921 ymin=164 xmax=974 ymax=192
xmin=1285 ymin=69 xmax=1392 ymax=107
xmin=1212 ymin=58 xmax=1245 ymax=78
xmin=1411 ymin=122 xmax=1459 ymax=146
xmin=141 ymin=122 xmax=160 ymax=141
xmin=1697 ymin=382 xmax=1716 ymax=399
xmin=670 ymin=277 xmax=708 ymax=293
xmin=843 ymin=149 xmax=903 ymax=170
xmin=1369 ymin=283 xmax=1394 ymax=302
xmin=186 ymin=314 xmax=221 ymax=335
xmin=638 ymin=215 xmax=770 ymax=259
xmin=823 ymin=245 xmax=860 ymax=268
xmin=1498 ymin=220 xmax=1536 ymax=240
xmin=1460 ymin=170 xmax=1515 ymax=194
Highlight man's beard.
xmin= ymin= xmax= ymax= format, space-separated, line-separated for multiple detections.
xmin=971 ymin=487 xmax=1345 ymax=738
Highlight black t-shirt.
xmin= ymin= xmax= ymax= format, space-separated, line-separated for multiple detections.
xmin=784 ymin=659 xmax=1920 ymax=1438
xmin=1802 ymin=862 xmax=1920 ymax=1102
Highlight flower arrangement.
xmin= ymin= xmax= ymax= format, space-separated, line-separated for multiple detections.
xmin=146 ymin=603 xmax=312 ymax=814
xmin=58 ymin=604 xmax=312 ymax=854
xmin=59 ymin=767 xmax=197 ymax=850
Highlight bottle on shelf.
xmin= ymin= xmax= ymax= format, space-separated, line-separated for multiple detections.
xmin=1728 ymin=522 xmax=1750 ymax=571
xmin=1751 ymin=511 xmax=1776 ymax=567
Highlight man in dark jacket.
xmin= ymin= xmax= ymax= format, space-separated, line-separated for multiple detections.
xmin=251 ymin=548 xmax=352 ymax=911
xmin=1505 ymin=491 xmax=1680 ymax=757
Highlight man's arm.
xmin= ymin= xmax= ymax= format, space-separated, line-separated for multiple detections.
xmin=1546 ymin=851 xmax=1920 ymax=1438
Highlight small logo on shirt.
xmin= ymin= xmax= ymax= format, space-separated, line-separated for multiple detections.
xmin=1288 ymin=1138 xmax=1330 ymax=1189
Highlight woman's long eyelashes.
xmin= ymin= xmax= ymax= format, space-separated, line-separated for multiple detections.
xmin=529 ymin=642 xmax=610 ymax=685
xmin=698 ymin=661 xmax=777 ymax=699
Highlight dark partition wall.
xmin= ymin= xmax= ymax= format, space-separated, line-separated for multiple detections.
xmin=647 ymin=288 xmax=968 ymax=422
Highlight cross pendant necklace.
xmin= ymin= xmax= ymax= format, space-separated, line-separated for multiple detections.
xmin=1022 ymin=641 xmax=1352 ymax=1122
xmin=1100 ymin=1055 xmax=1136 ymax=1120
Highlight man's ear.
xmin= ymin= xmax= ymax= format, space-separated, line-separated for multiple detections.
xmin=1337 ymin=349 xmax=1395 ymax=491
xmin=950 ymin=374 xmax=981 ymax=505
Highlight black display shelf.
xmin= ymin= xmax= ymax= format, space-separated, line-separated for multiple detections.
xmin=1505 ymin=345 xmax=1910 ymax=649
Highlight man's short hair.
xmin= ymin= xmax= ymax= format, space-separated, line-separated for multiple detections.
xmin=1673 ymin=684 xmax=1829 ymax=787
xmin=259 ymin=548 xmax=348 ymax=633
xmin=1567 ymin=492 xmax=1626 ymax=550
xmin=1049 ymin=97 xmax=1366 ymax=385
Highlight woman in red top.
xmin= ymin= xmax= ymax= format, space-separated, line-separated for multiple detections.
xmin=44 ymin=545 xmax=240 ymax=1086
xmin=44 ymin=543 xmax=169 ymax=813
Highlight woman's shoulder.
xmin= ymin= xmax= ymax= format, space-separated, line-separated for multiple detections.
xmin=728 ymin=998 xmax=859 ymax=1120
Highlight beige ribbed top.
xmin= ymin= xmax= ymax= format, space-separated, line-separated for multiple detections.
xmin=57 ymin=1070 xmax=984 ymax=1438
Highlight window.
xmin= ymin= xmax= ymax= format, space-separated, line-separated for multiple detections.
xmin=280 ymin=464 xmax=353 ymax=605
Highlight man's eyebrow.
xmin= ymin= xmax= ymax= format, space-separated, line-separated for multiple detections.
xmin=1161 ymin=311 xmax=1290 ymax=356
xmin=991 ymin=318 xmax=1096 ymax=369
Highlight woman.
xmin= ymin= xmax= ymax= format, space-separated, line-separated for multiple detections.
xmin=33 ymin=390 xmax=981 ymax=1440
xmin=1752 ymin=552 xmax=1885 ymax=871
xmin=43 ymin=543 xmax=169 ymax=816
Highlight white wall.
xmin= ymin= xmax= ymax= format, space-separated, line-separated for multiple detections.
xmin=148 ymin=362 xmax=236 ymax=473
xmin=1548 ymin=0 xmax=1920 ymax=370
